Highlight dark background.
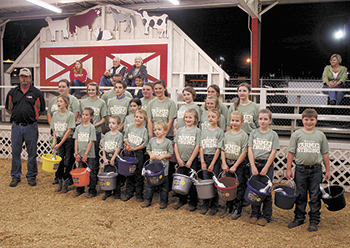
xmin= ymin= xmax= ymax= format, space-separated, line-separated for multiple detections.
xmin=3 ymin=2 xmax=350 ymax=78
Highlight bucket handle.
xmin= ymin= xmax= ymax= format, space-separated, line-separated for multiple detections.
xmin=218 ymin=171 xmax=238 ymax=180
xmin=120 ymin=148 xmax=136 ymax=158
xmin=276 ymin=177 xmax=297 ymax=195
xmin=142 ymin=159 xmax=165 ymax=176
xmin=248 ymin=174 xmax=271 ymax=185
xmin=327 ymin=180 xmax=331 ymax=195
xmin=74 ymin=160 xmax=91 ymax=172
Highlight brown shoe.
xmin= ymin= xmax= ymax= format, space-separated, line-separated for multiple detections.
xmin=250 ymin=217 xmax=258 ymax=224
xmin=140 ymin=201 xmax=151 ymax=208
xmin=159 ymin=203 xmax=167 ymax=209
xmin=200 ymin=207 xmax=209 ymax=215
xmin=257 ymin=218 xmax=268 ymax=226
xmin=288 ymin=219 xmax=304 ymax=229
xmin=173 ymin=202 xmax=185 ymax=210
xmin=307 ymin=222 xmax=318 ymax=232
xmin=121 ymin=195 xmax=132 ymax=202
xmin=187 ymin=205 xmax=197 ymax=212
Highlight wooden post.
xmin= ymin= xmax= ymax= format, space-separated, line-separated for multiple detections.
xmin=251 ymin=18 xmax=261 ymax=89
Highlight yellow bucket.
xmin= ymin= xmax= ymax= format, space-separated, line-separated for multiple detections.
xmin=41 ymin=154 xmax=62 ymax=172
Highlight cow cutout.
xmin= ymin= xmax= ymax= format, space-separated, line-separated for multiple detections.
xmin=107 ymin=7 xmax=135 ymax=32
xmin=140 ymin=11 xmax=168 ymax=38
xmin=45 ymin=17 xmax=69 ymax=41
xmin=68 ymin=8 xmax=102 ymax=35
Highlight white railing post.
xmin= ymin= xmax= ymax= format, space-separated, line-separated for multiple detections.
xmin=260 ymin=88 xmax=267 ymax=109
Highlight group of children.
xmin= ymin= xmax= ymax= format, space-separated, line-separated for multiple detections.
xmin=49 ymin=80 xmax=330 ymax=232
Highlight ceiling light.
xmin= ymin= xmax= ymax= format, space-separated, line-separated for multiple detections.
xmin=169 ymin=0 xmax=180 ymax=5
xmin=27 ymin=0 xmax=62 ymax=13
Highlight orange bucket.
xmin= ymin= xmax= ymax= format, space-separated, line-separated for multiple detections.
xmin=70 ymin=168 xmax=90 ymax=187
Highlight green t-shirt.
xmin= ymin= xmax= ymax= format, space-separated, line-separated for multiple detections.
xmin=101 ymin=131 xmax=124 ymax=153
xmin=50 ymin=111 xmax=76 ymax=138
xmin=200 ymin=111 xmax=226 ymax=131
xmin=201 ymin=99 xmax=229 ymax=121
xmin=48 ymin=94 xmax=80 ymax=115
xmin=73 ymin=123 xmax=97 ymax=158
xmin=107 ymin=97 xmax=131 ymax=124
xmin=101 ymin=90 xmax=132 ymax=106
xmin=177 ymin=103 xmax=201 ymax=129
xmin=248 ymin=129 xmax=280 ymax=160
xmin=140 ymin=97 xmax=155 ymax=112
xmin=200 ymin=128 xmax=224 ymax=155
xmin=147 ymin=97 xmax=177 ymax=137
xmin=228 ymin=101 xmax=260 ymax=134
xmin=80 ymin=98 xmax=107 ymax=133
xmin=288 ymin=129 xmax=329 ymax=165
xmin=223 ymin=130 xmax=248 ymax=160
xmin=175 ymin=126 xmax=201 ymax=161
xmin=124 ymin=114 xmax=146 ymax=131
xmin=146 ymin=137 xmax=174 ymax=176
xmin=124 ymin=124 xmax=149 ymax=148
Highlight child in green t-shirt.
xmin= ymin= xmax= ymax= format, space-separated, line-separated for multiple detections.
xmin=200 ymin=108 xmax=224 ymax=216
xmin=200 ymin=95 xmax=226 ymax=131
xmin=142 ymin=121 xmax=174 ymax=209
xmin=221 ymin=111 xmax=249 ymax=220
xmin=173 ymin=108 xmax=201 ymax=211
xmin=175 ymin=86 xmax=201 ymax=132
xmin=227 ymin=83 xmax=260 ymax=134
xmin=73 ymin=107 xmax=97 ymax=198
xmin=122 ymin=109 xmax=149 ymax=202
xmin=124 ymin=98 xmax=144 ymax=131
xmin=286 ymin=109 xmax=330 ymax=232
xmin=107 ymin=80 xmax=131 ymax=132
xmin=101 ymin=115 xmax=123 ymax=200
xmin=50 ymin=95 xmax=76 ymax=193
xmin=248 ymin=109 xmax=279 ymax=226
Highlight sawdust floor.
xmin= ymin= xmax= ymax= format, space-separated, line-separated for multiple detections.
xmin=0 ymin=159 xmax=349 ymax=247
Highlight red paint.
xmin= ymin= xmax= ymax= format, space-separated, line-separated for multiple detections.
xmin=251 ymin=18 xmax=261 ymax=88
xmin=40 ymin=44 xmax=168 ymax=86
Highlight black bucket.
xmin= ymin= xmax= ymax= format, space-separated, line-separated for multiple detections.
xmin=273 ymin=185 xmax=299 ymax=210
xmin=321 ymin=185 xmax=346 ymax=212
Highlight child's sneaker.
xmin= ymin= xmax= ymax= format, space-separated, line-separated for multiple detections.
xmin=229 ymin=209 xmax=242 ymax=220
xmin=159 ymin=203 xmax=167 ymax=209
xmin=257 ymin=218 xmax=268 ymax=226
xmin=187 ymin=205 xmax=197 ymax=212
xmin=140 ymin=201 xmax=151 ymax=208
xmin=250 ymin=217 xmax=258 ymax=224
xmin=102 ymin=193 xmax=112 ymax=201
xmin=200 ymin=207 xmax=209 ymax=215
xmin=173 ymin=202 xmax=185 ymax=210
xmin=307 ymin=222 xmax=318 ymax=232
xmin=287 ymin=219 xmax=304 ymax=229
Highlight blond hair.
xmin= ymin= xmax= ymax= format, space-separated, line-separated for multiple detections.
xmin=205 ymin=95 xmax=220 ymax=111
xmin=184 ymin=108 xmax=199 ymax=125
xmin=154 ymin=120 xmax=168 ymax=131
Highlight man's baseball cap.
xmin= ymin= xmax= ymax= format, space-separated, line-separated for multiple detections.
xmin=19 ymin=68 xmax=31 ymax=77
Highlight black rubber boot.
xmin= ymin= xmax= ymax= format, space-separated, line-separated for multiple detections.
xmin=55 ymin=179 xmax=63 ymax=192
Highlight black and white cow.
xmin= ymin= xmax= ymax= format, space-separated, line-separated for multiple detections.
xmin=140 ymin=10 xmax=168 ymax=38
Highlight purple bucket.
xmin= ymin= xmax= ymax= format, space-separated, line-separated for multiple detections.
xmin=244 ymin=176 xmax=270 ymax=206
xmin=144 ymin=162 xmax=165 ymax=186
xmin=117 ymin=156 xmax=138 ymax=176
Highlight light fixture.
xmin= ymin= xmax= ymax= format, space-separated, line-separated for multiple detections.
xmin=27 ymin=0 xmax=62 ymax=13
xmin=169 ymin=0 xmax=180 ymax=5
xmin=334 ymin=30 xmax=345 ymax=40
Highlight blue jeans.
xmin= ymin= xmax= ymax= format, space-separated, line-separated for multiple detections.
xmin=76 ymin=158 xmax=97 ymax=194
xmin=250 ymin=163 xmax=274 ymax=221
xmin=177 ymin=158 xmax=200 ymax=207
xmin=69 ymin=79 xmax=85 ymax=97
xmin=145 ymin=176 xmax=169 ymax=204
xmin=322 ymin=85 xmax=344 ymax=105
xmin=294 ymin=164 xmax=323 ymax=224
xmin=99 ymin=76 xmax=113 ymax=92
xmin=11 ymin=122 xmax=39 ymax=181
xmin=202 ymin=154 xmax=221 ymax=210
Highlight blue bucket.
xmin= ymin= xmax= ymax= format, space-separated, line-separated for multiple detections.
xmin=274 ymin=184 xmax=299 ymax=210
xmin=244 ymin=176 xmax=270 ymax=206
xmin=144 ymin=162 xmax=165 ymax=186
xmin=117 ymin=157 xmax=138 ymax=176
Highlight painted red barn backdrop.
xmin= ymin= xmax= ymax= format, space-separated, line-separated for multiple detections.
xmin=4 ymin=5 xmax=228 ymax=93
xmin=40 ymin=44 xmax=167 ymax=86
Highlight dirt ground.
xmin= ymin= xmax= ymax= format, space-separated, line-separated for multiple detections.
xmin=0 ymin=158 xmax=349 ymax=248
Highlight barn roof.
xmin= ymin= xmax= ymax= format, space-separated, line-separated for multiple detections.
xmin=0 ymin=0 xmax=345 ymax=22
